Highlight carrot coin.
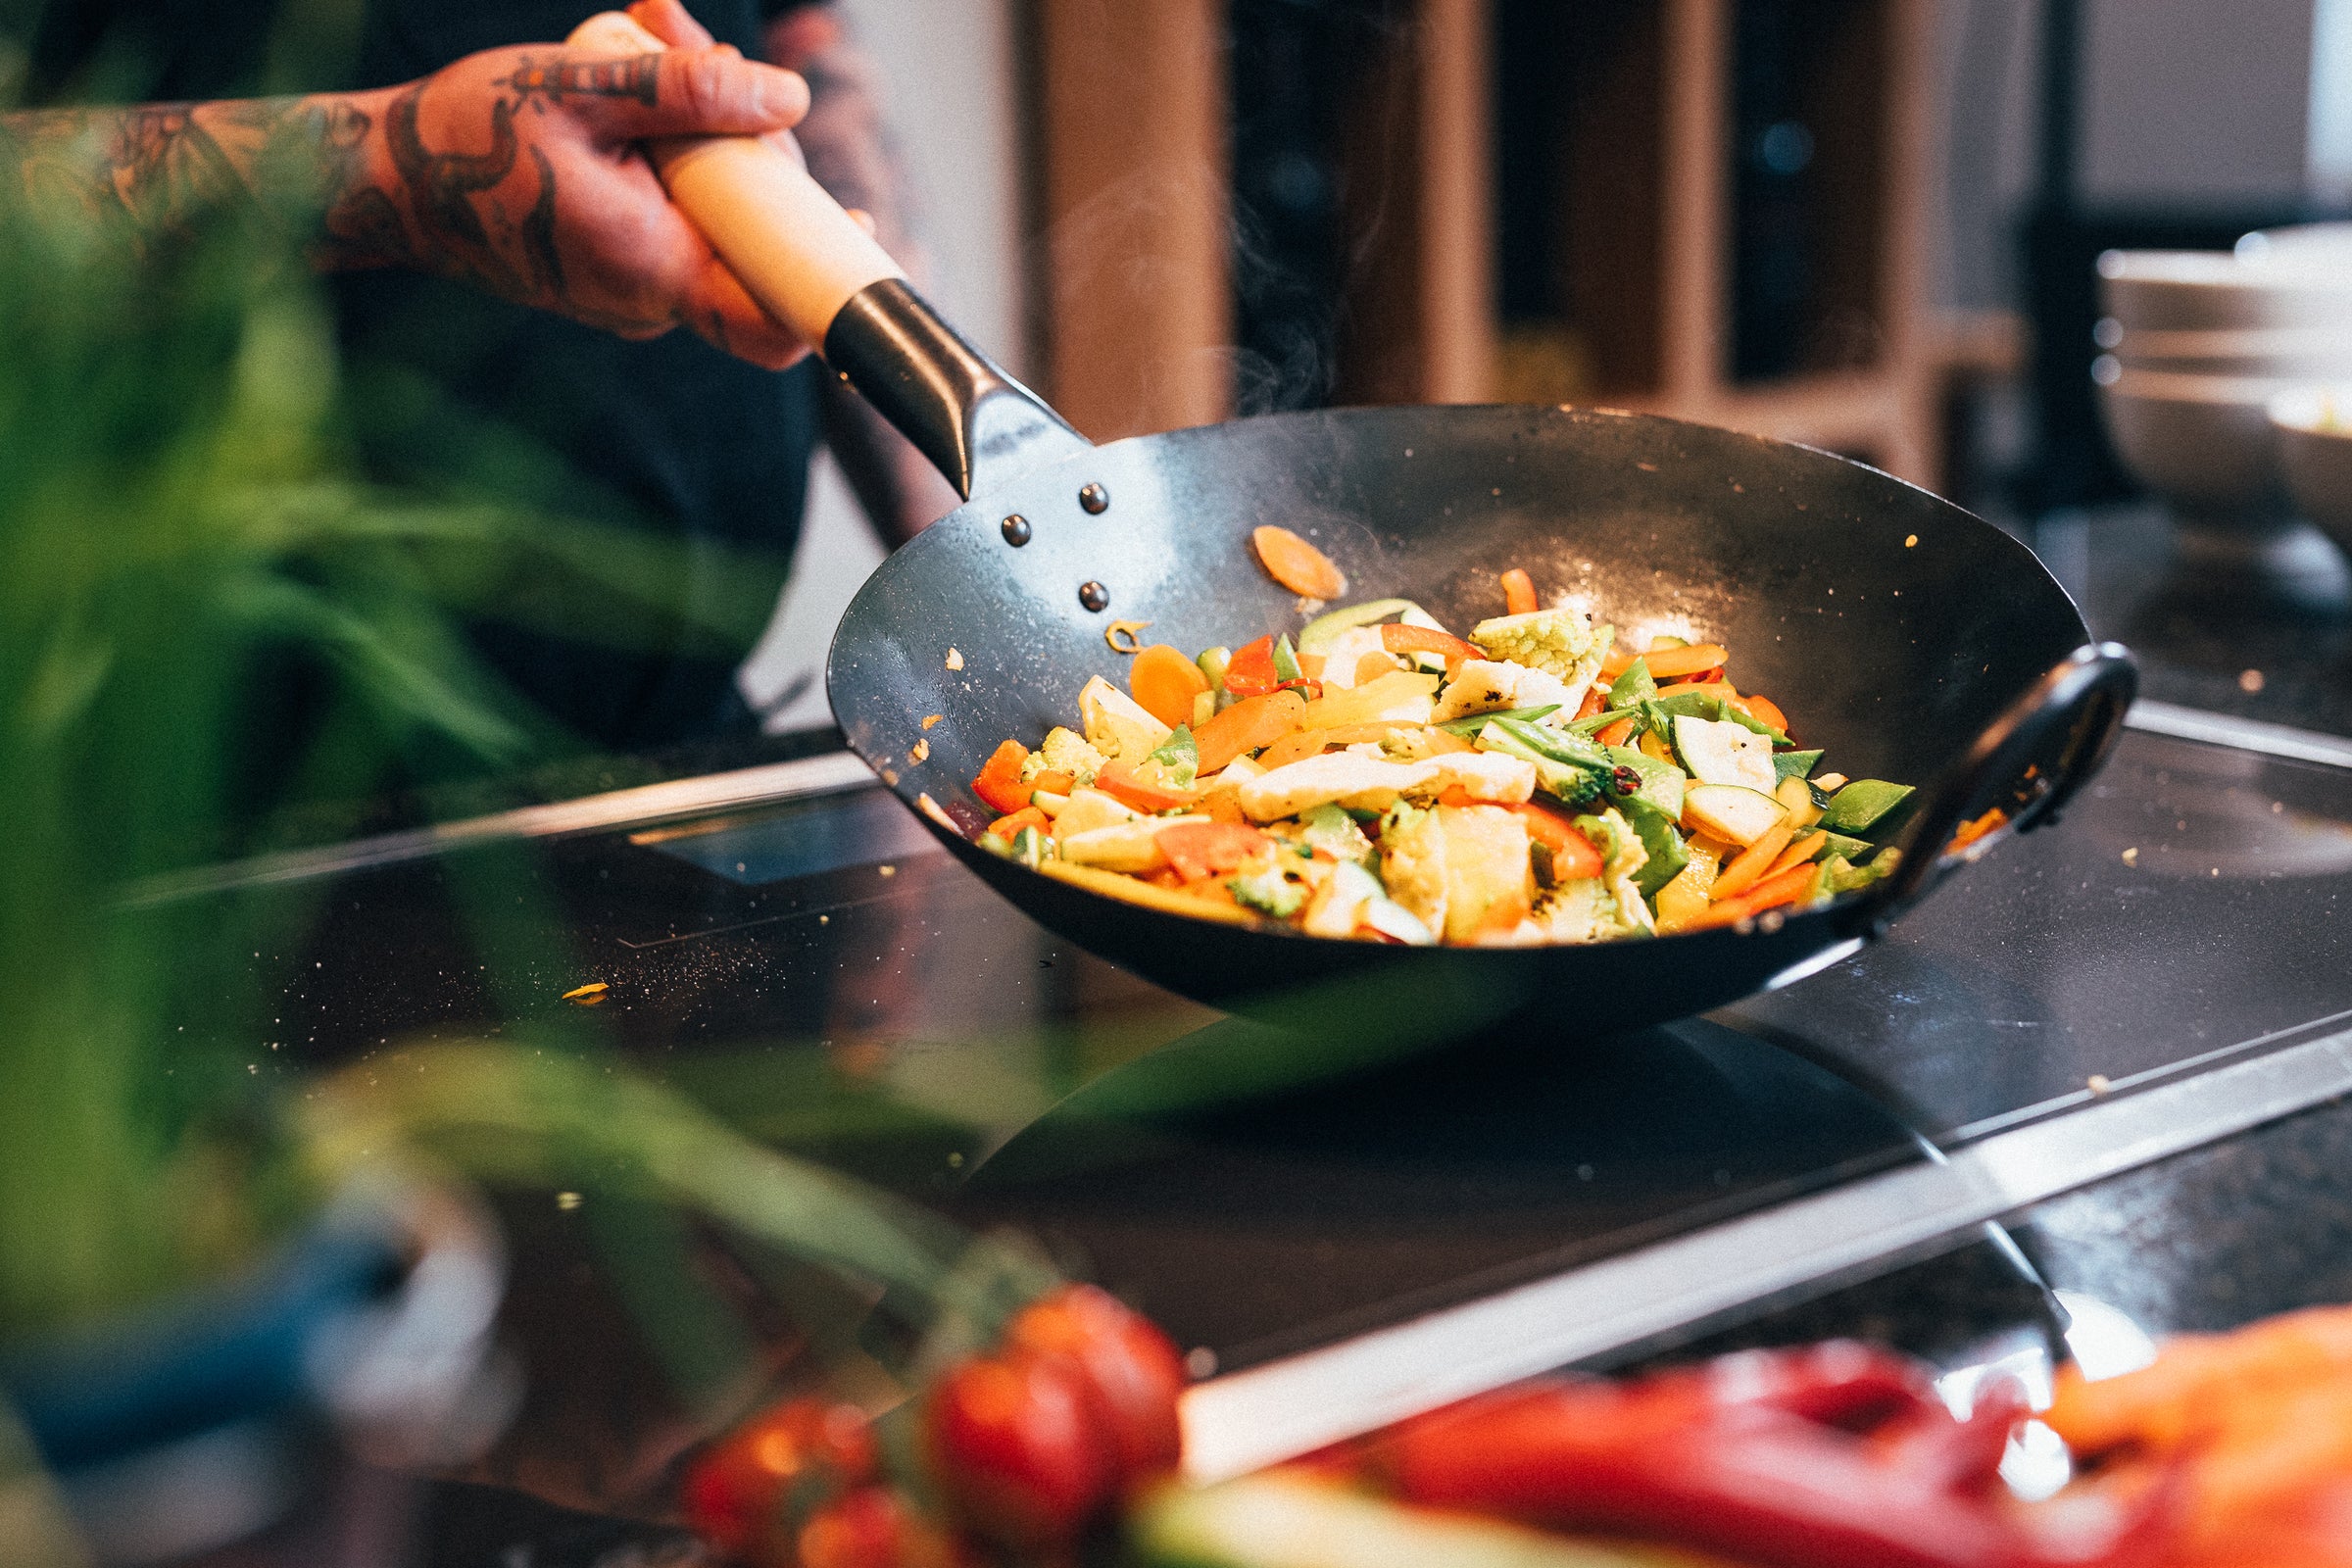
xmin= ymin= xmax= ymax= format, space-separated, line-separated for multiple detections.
xmin=1129 ymin=644 xmax=1211 ymax=729
xmin=1251 ymin=526 xmax=1348 ymax=600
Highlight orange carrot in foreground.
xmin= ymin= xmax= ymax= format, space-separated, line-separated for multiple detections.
xmin=1130 ymin=644 xmax=1210 ymax=729
xmin=1690 ymin=861 xmax=1821 ymax=929
xmin=1196 ymin=688 xmax=1307 ymax=773
xmin=1711 ymin=819 xmax=1796 ymax=902
xmin=1643 ymin=644 xmax=1731 ymax=679
xmin=1500 ymin=567 xmax=1539 ymax=615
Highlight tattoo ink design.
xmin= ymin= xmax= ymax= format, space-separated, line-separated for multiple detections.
xmin=519 ymin=143 xmax=564 ymax=298
xmin=386 ymin=84 xmax=521 ymax=290
xmin=495 ymin=54 xmax=661 ymax=109
xmin=106 ymin=106 xmax=241 ymax=236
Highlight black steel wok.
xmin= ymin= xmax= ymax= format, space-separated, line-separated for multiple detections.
xmin=815 ymin=283 xmax=2132 ymax=1036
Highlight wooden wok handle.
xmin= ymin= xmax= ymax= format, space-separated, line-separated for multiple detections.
xmin=566 ymin=10 xmax=901 ymax=349
xmin=1858 ymin=642 xmax=2138 ymax=933
xmin=566 ymin=10 xmax=1085 ymax=499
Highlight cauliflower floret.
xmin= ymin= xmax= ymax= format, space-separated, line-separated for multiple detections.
xmin=1036 ymin=725 xmax=1108 ymax=785
xmin=1430 ymin=659 xmax=1579 ymax=725
xmin=1469 ymin=610 xmax=1616 ymax=710
xmin=1376 ymin=804 xmax=1448 ymax=937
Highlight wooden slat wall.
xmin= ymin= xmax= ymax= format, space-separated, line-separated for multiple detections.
xmin=1035 ymin=0 xmax=1233 ymax=441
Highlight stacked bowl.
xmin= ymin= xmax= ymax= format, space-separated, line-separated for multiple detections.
xmin=2095 ymin=225 xmax=2352 ymax=544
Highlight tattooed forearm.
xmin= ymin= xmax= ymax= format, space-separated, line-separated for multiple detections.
xmin=0 ymin=94 xmax=395 ymax=262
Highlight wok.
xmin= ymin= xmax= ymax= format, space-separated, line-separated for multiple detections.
xmin=814 ymin=285 xmax=2132 ymax=1034
xmin=599 ymin=82 xmax=2132 ymax=1036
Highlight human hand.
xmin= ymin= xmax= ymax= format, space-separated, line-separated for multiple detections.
xmin=330 ymin=32 xmax=812 ymax=367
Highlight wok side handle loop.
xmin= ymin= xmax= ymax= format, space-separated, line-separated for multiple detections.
xmin=1857 ymin=642 xmax=2138 ymax=931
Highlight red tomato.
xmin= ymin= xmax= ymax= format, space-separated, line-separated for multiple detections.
xmin=923 ymin=1348 xmax=1115 ymax=1547
xmin=682 ymin=1397 xmax=878 ymax=1562
xmin=1002 ymin=1284 xmax=1188 ymax=1483
xmin=798 ymin=1486 xmax=968 ymax=1568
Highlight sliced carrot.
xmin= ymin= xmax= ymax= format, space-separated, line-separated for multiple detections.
xmin=1595 ymin=716 xmax=1637 ymax=749
xmin=1381 ymin=622 xmax=1480 ymax=673
xmin=972 ymin=739 xmax=1032 ymax=814
xmin=1642 ymin=643 xmax=1730 ymax=679
xmin=1711 ymin=818 xmax=1796 ymax=902
xmin=1739 ymin=692 xmax=1789 ymax=735
xmin=1254 ymin=729 xmax=1329 ymax=771
xmin=1574 ymin=685 xmax=1608 ymax=721
xmin=987 ymin=806 xmax=1051 ymax=840
xmin=1500 ymin=567 xmax=1538 ymax=615
xmin=1655 ymin=679 xmax=1735 ymax=700
xmin=1949 ymin=807 xmax=2007 ymax=852
xmin=1770 ymin=830 xmax=1830 ymax=877
xmin=1600 ymin=645 xmax=1636 ymax=680
xmin=1223 ymin=635 xmax=1280 ymax=698
xmin=1029 ymin=769 xmax=1076 ymax=798
xmin=1196 ymin=687 xmax=1307 ymax=772
xmin=1689 ymin=861 xmax=1820 ymax=930
xmin=1508 ymin=802 xmax=1604 ymax=881
xmin=1252 ymin=525 xmax=1348 ymax=599
xmin=1155 ymin=821 xmax=1273 ymax=882
xmin=1095 ymin=760 xmax=1200 ymax=814
xmin=1297 ymin=652 xmax=1327 ymax=679
xmin=1130 ymin=643 xmax=1212 ymax=729
xmin=1200 ymin=788 xmax=1250 ymax=824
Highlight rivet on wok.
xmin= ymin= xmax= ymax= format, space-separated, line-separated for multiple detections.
xmin=1078 ymin=482 xmax=1110 ymax=514
xmin=1001 ymin=514 xmax=1032 ymax=546
xmin=1078 ymin=581 xmax=1109 ymax=612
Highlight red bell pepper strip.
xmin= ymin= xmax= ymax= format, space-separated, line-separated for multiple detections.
xmin=1223 ymin=635 xmax=1280 ymax=698
xmin=1506 ymin=802 xmax=1604 ymax=882
xmin=1378 ymin=1345 xmax=2171 ymax=1568
xmin=1096 ymin=760 xmax=1200 ymax=814
xmin=972 ymin=740 xmax=1033 ymax=815
xmin=987 ymin=807 xmax=1050 ymax=841
xmin=1154 ymin=821 xmax=1272 ymax=883
xmin=1380 ymin=622 xmax=1480 ymax=673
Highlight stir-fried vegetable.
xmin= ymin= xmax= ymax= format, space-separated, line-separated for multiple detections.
xmin=966 ymin=563 xmax=1920 ymax=946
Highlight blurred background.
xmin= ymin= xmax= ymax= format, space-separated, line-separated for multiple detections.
xmin=750 ymin=0 xmax=2352 ymax=730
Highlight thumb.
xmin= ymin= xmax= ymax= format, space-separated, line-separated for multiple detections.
xmin=564 ymin=45 xmax=808 ymax=139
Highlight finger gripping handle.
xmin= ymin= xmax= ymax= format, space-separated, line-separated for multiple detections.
xmin=565 ymin=10 xmax=902 ymax=349
xmin=1857 ymin=642 xmax=2138 ymax=930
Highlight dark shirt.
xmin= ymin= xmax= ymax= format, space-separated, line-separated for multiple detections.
xmin=30 ymin=0 xmax=825 ymax=755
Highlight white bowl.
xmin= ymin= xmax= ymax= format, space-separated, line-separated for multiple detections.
xmin=2271 ymin=384 xmax=2352 ymax=547
xmin=2097 ymin=365 xmax=2293 ymax=512
xmin=2240 ymin=223 xmax=2352 ymax=265
xmin=2104 ymin=323 xmax=2352 ymax=378
xmin=2099 ymin=248 xmax=2352 ymax=332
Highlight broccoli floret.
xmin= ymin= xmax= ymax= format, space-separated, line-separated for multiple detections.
xmin=1298 ymin=802 xmax=1375 ymax=864
xmin=1572 ymin=807 xmax=1656 ymax=935
xmin=1228 ymin=862 xmax=1311 ymax=918
xmin=1036 ymin=725 xmax=1107 ymax=785
xmin=1470 ymin=609 xmax=1594 ymax=677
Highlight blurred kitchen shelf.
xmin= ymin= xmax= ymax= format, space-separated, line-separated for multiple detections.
xmin=1031 ymin=0 xmax=1940 ymax=485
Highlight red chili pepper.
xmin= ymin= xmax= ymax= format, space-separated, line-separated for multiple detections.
xmin=1378 ymin=1344 xmax=2171 ymax=1568
xmin=682 ymin=1397 xmax=879 ymax=1564
xmin=1223 ymin=635 xmax=1279 ymax=698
